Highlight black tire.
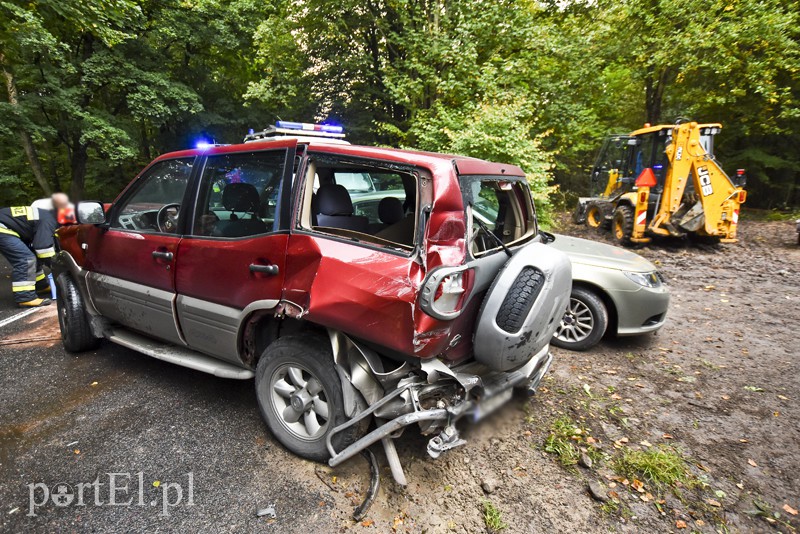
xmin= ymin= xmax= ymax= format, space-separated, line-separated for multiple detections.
xmin=584 ymin=202 xmax=606 ymax=230
xmin=255 ymin=334 xmax=366 ymax=462
xmin=612 ymin=204 xmax=634 ymax=245
xmin=551 ymin=287 xmax=609 ymax=351
xmin=55 ymin=273 xmax=100 ymax=353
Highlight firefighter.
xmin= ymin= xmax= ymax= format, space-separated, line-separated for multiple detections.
xmin=0 ymin=193 xmax=70 ymax=307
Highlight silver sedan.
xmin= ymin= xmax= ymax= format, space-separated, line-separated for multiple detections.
xmin=545 ymin=233 xmax=670 ymax=351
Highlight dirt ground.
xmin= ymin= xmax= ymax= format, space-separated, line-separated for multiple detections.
xmin=317 ymin=216 xmax=800 ymax=533
xmin=2 ymin=217 xmax=797 ymax=533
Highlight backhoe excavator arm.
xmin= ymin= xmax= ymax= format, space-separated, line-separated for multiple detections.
xmin=655 ymin=122 xmax=746 ymax=241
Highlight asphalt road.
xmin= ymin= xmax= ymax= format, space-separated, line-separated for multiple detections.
xmin=0 ymin=262 xmax=343 ymax=532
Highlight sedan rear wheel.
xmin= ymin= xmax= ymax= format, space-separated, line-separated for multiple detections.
xmin=551 ymin=287 xmax=608 ymax=351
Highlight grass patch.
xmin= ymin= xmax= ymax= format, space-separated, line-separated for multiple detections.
xmin=614 ymin=445 xmax=690 ymax=486
xmin=543 ymin=416 xmax=582 ymax=466
xmin=482 ymin=501 xmax=507 ymax=533
xmin=543 ymin=416 xmax=603 ymax=467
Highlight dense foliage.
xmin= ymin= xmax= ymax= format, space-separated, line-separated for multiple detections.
xmin=1 ymin=0 xmax=798 ymax=213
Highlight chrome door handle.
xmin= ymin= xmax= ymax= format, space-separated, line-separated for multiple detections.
xmin=249 ymin=264 xmax=279 ymax=275
xmin=152 ymin=250 xmax=174 ymax=261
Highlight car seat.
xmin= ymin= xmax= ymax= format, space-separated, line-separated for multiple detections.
xmin=368 ymin=196 xmax=404 ymax=234
xmin=315 ymin=184 xmax=368 ymax=233
xmin=212 ymin=183 xmax=268 ymax=237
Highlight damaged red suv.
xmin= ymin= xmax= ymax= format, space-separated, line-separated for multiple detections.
xmin=53 ymin=122 xmax=571 ymax=485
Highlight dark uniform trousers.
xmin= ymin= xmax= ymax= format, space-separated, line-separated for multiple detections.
xmin=0 ymin=206 xmax=55 ymax=303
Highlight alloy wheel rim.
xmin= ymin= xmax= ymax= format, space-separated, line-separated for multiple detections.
xmin=269 ymin=364 xmax=330 ymax=440
xmin=555 ymin=298 xmax=595 ymax=343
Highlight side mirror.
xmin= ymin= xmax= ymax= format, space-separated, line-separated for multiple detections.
xmin=76 ymin=201 xmax=107 ymax=224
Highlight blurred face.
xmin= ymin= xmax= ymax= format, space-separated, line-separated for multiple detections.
xmin=51 ymin=193 xmax=70 ymax=210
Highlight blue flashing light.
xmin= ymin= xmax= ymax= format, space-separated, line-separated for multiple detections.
xmin=653 ymin=164 xmax=664 ymax=170
xmin=276 ymin=121 xmax=344 ymax=134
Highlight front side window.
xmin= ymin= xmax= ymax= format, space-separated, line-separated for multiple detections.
xmin=112 ymin=158 xmax=194 ymax=233
xmin=192 ymin=150 xmax=286 ymax=237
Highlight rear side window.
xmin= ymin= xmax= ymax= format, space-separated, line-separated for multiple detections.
xmin=299 ymin=155 xmax=419 ymax=252
xmin=463 ymin=178 xmax=536 ymax=257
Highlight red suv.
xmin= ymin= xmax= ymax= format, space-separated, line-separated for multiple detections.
xmin=53 ymin=123 xmax=571 ymax=484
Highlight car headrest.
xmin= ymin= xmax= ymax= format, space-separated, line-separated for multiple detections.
xmin=316 ymin=184 xmax=353 ymax=216
xmin=222 ymin=183 xmax=259 ymax=212
xmin=378 ymin=196 xmax=404 ymax=225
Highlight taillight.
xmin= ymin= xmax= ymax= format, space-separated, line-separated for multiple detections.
xmin=420 ymin=267 xmax=474 ymax=320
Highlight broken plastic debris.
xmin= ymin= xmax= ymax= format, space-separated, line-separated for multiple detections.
xmin=257 ymin=504 xmax=276 ymax=519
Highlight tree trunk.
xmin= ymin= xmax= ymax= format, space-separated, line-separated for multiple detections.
xmin=1 ymin=55 xmax=52 ymax=196
xmin=69 ymin=141 xmax=88 ymax=201
xmin=644 ymin=66 xmax=673 ymax=124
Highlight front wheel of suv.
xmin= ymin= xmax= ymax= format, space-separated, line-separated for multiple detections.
xmin=55 ymin=273 xmax=101 ymax=353
xmin=255 ymin=334 xmax=366 ymax=462
xmin=551 ymin=287 xmax=608 ymax=351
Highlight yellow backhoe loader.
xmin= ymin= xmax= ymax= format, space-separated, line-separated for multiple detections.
xmin=573 ymin=120 xmax=747 ymax=245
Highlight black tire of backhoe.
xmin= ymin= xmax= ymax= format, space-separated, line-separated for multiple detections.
xmin=55 ymin=273 xmax=101 ymax=353
xmin=612 ymin=204 xmax=634 ymax=246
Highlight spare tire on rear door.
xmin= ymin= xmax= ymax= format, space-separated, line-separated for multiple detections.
xmin=473 ymin=242 xmax=572 ymax=371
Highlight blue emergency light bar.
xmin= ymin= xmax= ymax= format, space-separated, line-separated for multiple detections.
xmin=276 ymin=121 xmax=344 ymax=134
xmin=243 ymin=121 xmax=347 ymax=143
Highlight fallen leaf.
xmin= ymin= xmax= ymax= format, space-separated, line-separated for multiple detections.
xmin=706 ymin=499 xmax=722 ymax=507
xmin=608 ymin=490 xmax=620 ymax=501
xmin=744 ymin=386 xmax=764 ymax=392
xmin=721 ymin=395 xmax=730 ymax=400
xmin=777 ymin=395 xmax=788 ymax=401
xmin=641 ymin=492 xmax=654 ymax=502
xmin=331 ymin=476 xmax=337 ymax=484
xmin=361 ymin=519 xmax=374 ymax=527
xmin=583 ymin=384 xmax=592 ymax=396
xmin=676 ymin=519 xmax=687 ymax=529
xmin=73 ymin=449 xmax=80 ymax=454
xmin=586 ymin=436 xmax=596 ymax=444
xmin=631 ymin=479 xmax=644 ymax=492
xmin=696 ymin=519 xmax=705 ymax=527
xmin=747 ymin=459 xmax=758 ymax=467
xmin=774 ymin=411 xmax=780 ymax=417
xmin=90 ymin=381 xmax=98 ymax=386
xmin=739 ymin=439 xmax=748 ymax=443
xmin=736 ymin=483 xmax=744 ymax=490
xmin=610 ymin=393 xmax=623 ymax=400
xmin=662 ymin=433 xmax=674 ymax=439
xmin=640 ymin=440 xmax=652 ymax=448
xmin=783 ymin=504 xmax=798 ymax=516
xmin=153 ymin=481 xmax=161 ymax=487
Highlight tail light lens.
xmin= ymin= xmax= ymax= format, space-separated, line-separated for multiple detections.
xmin=420 ymin=267 xmax=474 ymax=320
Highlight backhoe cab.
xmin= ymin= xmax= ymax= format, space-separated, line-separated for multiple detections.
xmin=574 ymin=121 xmax=747 ymax=245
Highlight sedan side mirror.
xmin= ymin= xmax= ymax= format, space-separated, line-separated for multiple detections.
xmin=76 ymin=201 xmax=107 ymax=224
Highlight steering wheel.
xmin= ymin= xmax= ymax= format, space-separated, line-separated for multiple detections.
xmin=156 ymin=203 xmax=181 ymax=233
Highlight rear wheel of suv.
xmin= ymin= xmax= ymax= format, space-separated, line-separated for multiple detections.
xmin=55 ymin=273 xmax=101 ymax=353
xmin=255 ymin=335 xmax=365 ymax=462
xmin=551 ymin=287 xmax=608 ymax=351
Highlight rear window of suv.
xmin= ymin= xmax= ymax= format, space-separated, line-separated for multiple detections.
xmin=462 ymin=177 xmax=537 ymax=257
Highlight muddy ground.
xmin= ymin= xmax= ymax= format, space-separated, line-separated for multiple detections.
xmin=1 ymin=217 xmax=797 ymax=533
xmin=320 ymin=217 xmax=800 ymax=533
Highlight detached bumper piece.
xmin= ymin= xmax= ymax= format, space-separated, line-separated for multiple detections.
xmin=326 ymin=342 xmax=553 ymax=485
